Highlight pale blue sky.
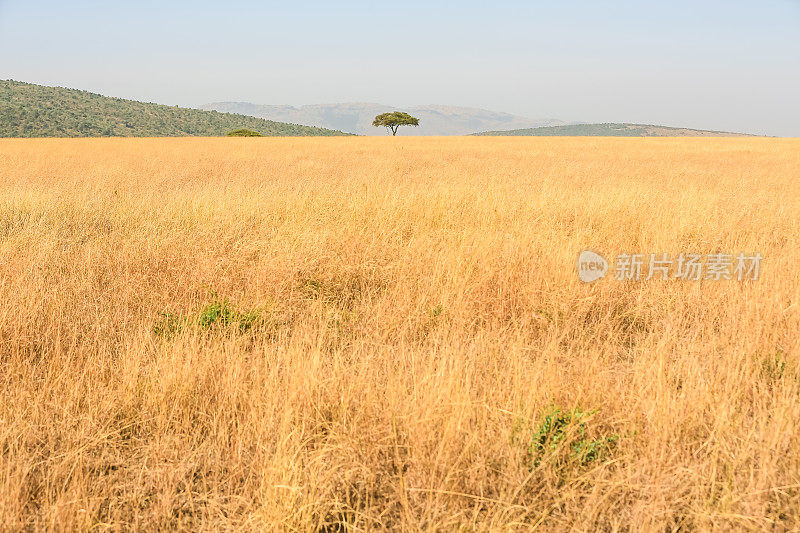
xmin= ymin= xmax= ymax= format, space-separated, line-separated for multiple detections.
xmin=1 ymin=0 xmax=798 ymax=135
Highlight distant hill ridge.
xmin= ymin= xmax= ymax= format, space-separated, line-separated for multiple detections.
xmin=473 ymin=123 xmax=754 ymax=137
xmin=0 ymin=80 xmax=348 ymax=137
xmin=199 ymin=102 xmax=567 ymax=136
xmin=1 ymin=81 xmax=758 ymax=138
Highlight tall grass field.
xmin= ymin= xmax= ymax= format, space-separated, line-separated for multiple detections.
xmin=0 ymin=137 xmax=798 ymax=530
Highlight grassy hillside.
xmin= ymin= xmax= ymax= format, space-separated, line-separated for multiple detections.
xmin=0 ymin=80 xmax=348 ymax=137
xmin=474 ymin=122 xmax=753 ymax=137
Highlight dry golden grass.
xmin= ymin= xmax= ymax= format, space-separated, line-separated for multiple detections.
xmin=0 ymin=136 xmax=798 ymax=531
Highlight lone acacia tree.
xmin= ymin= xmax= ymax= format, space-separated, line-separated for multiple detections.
xmin=372 ymin=112 xmax=419 ymax=136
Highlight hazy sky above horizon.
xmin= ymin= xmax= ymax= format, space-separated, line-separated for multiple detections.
xmin=1 ymin=0 xmax=798 ymax=136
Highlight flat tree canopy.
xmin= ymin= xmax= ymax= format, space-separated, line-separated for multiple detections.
xmin=227 ymin=129 xmax=263 ymax=137
xmin=372 ymin=112 xmax=420 ymax=136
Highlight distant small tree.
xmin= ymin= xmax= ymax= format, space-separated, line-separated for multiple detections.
xmin=372 ymin=112 xmax=419 ymax=136
xmin=227 ymin=129 xmax=263 ymax=137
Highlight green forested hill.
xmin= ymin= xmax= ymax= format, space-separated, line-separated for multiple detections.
xmin=0 ymin=80 xmax=348 ymax=137
xmin=473 ymin=123 xmax=752 ymax=137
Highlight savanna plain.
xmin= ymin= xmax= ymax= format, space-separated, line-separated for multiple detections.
xmin=0 ymin=136 xmax=798 ymax=531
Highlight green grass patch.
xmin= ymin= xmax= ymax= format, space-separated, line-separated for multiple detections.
xmin=512 ymin=406 xmax=620 ymax=472
xmin=153 ymin=295 xmax=265 ymax=337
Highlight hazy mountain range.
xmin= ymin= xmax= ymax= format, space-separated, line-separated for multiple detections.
xmin=198 ymin=102 xmax=567 ymax=136
xmin=474 ymin=123 xmax=754 ymax=137
xmin=1 ymin=80 xmax=757 ymax=138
